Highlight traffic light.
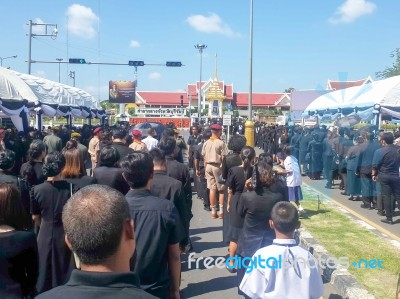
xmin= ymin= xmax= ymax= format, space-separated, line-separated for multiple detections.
xmin=180 ymin=95 xmax=184 ymax=108
xmin=129 ymin=61 xmax=145 ymax=66
xmin=166 ymin=61 xmax=182 ymax=67
xmin=69 ymin=58 xmax=86 ymax=64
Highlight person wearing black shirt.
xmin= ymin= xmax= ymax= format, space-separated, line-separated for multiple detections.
xmin=357 ymin=132 xmax=381 ymax=209
xmin=32 ymin=152 xmax=75 ymax=294
xmin=0 ymin=149 xmax=19 ymax=186
xmin=121 ymin=152 xmax=182 ymax=299
xmin=93 ymin=146 xmax=130 ymax=195
xmin=112 ymin=128 xmax=134 ymax=163
xmin=149 ymin=148 xmax=188 ymax=251
xmin=36 ymin=185 xmax=156 ymax=299
xmin=194 ymin=130 xmax=212 ymax=211
xmin=187 ymin=125 xmax=201 ymax=168
xmin=221 ymin=134 xmax=246 ymax=244
xmin=236 ymin=162 xmax=287 ymax=295
xmin=0 ymin=184 xmax=38 ymax=299
xmin=159 ymin=137 xmax=192 ymax=248
xmin=372 ymin=132 xmax=400 ymax=224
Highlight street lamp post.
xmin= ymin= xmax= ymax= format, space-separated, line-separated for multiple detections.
xmin=28 ymin=19 xmax=58 ymax=74
xmin=56 ymin=58 xmax=63 ymax=82
xmin=194 ymin=44 xmax=207 ymax=123
xmin=245 ymin=0 xmax=255 ymax=146
xmin=0 ymin=55 xmax=17 ymax=67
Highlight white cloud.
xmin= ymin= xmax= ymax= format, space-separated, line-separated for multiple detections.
xmin=149 ymin=72 xmax=161 ymax=80
xmin=66 ymin=4 xmax=99 ymax=39
xmin=31 ymin=18 xmax=46 ymax=35
xmin=187 ymin=13 xmax=239 ymax=37
xmin=329 ymin=0 xmax=376 ymax=24
xmin=129 ymin=40 xmax=141 ymax=48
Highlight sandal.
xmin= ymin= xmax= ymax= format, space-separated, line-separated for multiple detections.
xmin=218 ymin=213 xmax=223 ymax=219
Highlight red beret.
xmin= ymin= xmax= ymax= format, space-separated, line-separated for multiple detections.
xmin=131 ymin=129 xmax=142 ymax=137
xmin=210 ymin=124 xmax=222 ymax=131
xmin=93 ymin=127 xmax=103 ymax=134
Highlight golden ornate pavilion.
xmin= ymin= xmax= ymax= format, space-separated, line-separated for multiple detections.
xmin=205 ymin=54 xmax=226 ymax=117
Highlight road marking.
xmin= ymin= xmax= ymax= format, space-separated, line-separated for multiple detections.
xmin=304 ymin=182 xmax=400 ymax=243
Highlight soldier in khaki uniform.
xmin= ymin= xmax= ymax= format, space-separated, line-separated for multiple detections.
xmin=129 ymin=129 xmax=148 ymax=152
xmin=88 ymin=127 xmax=103 ymax=172
xmin=202 ymin=123 xmax=227 ymax=219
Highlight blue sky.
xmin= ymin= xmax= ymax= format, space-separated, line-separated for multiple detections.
xmin=0 ymin=0 xmax=398 ymax=101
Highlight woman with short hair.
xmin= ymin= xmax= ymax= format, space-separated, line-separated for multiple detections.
xmin=0 ymin=183 xmax=38 ymax=298
xmin=62 ymin=148 xmax=96 ymax=190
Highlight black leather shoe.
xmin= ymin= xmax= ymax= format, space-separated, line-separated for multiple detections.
xmin=377 ymin=210 xmax=386 ymax=216
xmin=360 ymin=204 xmax=373 ymax=210
xmin=381 ymin=218 xmax=393 ymax=225
xmin=340 ymin=192 xmax=348 ymax=195
xmin=203 ymin=206 xmax=211 ymax=211
xmin=226 ymin=266 xmax=237 ymax=273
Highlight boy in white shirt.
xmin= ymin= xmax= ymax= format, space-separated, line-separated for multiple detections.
xmin=239 ymin=202 xmax=324 ymax=299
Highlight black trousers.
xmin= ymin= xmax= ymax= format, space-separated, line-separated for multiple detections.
xmin=323 ymin=155 xmax=333 ymax=186
xmin=360 ymin=172 xmax=373 ymax=203
xmin=378 ymin=174 xmax=400 ymax=219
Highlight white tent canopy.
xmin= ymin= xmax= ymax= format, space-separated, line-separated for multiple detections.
xmin=0 ymin=67 xmax=38 ymax=102
xmin=305 ymin=75 xmax=400 ymax=112
xmin=0 ymin=66 xmax=105 ymax=131
xmin=0 ymin=66 xmax=99 ymax=108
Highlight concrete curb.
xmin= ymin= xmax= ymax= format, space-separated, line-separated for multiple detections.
xmin=296 ymin=228 xmax=375 ymax=299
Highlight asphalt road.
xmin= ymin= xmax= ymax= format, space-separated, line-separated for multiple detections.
xmin=180 ymin=191 xmax=343 ymax=299
xmin=178 ymin=129 xmax=343 ymax=298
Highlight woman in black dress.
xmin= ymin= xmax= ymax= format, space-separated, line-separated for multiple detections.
xmin=235 ymin=162 xmax=287 ymax=295
xmin=31 ymin=152 xmax=75 ymax=294
xmin=307 ymin=132 xmax=323 ymax=180
xmin=62 ymin=148 xmax=96 ymax=190
xmin=226 ymin=146 xmax=255 ymax=270
xmin=20 ymin=140 xmax=47 ymax=214
xmin=221 ymin=134 xmax=247 ymax=244
xmin=0 ymin=184 xmax=38 ymax=298
xmin=93 ymin=145 xmax=130 ymax=195
xmin=0 ymin=149 xmax=19 ymax=186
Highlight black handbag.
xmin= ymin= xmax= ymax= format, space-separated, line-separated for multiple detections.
xmin=218 ymin=174 xmax=226 ymax=184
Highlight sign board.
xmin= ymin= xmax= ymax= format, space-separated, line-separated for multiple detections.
xmin=223 ymin=114 xmax=232 ymax=126
xmin=136 ymin=107 xmax=186 ymax=117
xmin=109 ymin=81 xmax=136 ymax=103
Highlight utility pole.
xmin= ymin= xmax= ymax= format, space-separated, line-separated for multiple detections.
xmin=56 ymin=58 xmax=63 ymax=82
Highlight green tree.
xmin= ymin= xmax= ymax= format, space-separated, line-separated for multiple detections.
xmin=127 ymin=108 xmax=135 ymax=116
xmin=376 ymin=48 xmax=400 ymax=79
xmin=99 ymin=100 xmax=118 ymax=111
xmin=284 ymin=87 xmax=295 ymax=93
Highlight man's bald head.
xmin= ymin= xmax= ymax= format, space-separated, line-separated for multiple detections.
xmin=62 ymin=185 xmax=131 ymax=265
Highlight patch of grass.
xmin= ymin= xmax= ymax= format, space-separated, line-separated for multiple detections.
xmin=300 ymin=189 xmax=400 ymax=299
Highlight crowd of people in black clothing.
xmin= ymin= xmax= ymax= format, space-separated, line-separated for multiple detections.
xmin=0 ymin=120 xmax=399 ymax=299
xmin=253 ymin=123 xmax=400 ymax=224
